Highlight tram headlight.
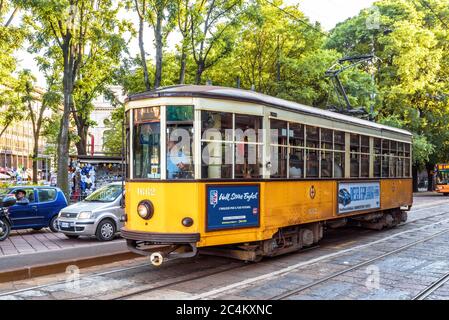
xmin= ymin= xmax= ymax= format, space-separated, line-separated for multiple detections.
xmin=137 ymin=200 xmax=154 ymax=220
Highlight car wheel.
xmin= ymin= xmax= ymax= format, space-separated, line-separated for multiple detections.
xmin=96 ymin=219 xmax=116 ymax=241
xmin=0 ymin=219 xmax=11 ymax=241
xmin=49 ymin=216 xmax=59 ymax=232
xmin=65 ymin=234 xmax=80 ymax=239
xmin=32 ymin=227 xmax=43 ymax=231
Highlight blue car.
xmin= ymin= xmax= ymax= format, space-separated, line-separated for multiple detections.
xmin=0 ymin=186 xmax=68 ymax=232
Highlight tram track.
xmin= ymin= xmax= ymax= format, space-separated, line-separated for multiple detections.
xmin=412 ymin=272 xmax=449 ymax=300
xmin=1 ymin=204 xmax=449 ymax=300
xmin=191 ymin=215 xmax=449 ymax=299
xmin=269 ymin=228 xmax=449 ymax=300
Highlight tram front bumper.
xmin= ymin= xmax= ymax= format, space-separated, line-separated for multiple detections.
xmin=121 ymin=228 xmax=200 ymax=263
xmin=120 ymin=228 xmax=200 ymax=243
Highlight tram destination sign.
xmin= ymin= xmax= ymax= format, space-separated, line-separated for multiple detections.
xmin=338 ymin=181 xmax=380 ymax=214
xmin=206 ymin=184 xmax=260 ymax=231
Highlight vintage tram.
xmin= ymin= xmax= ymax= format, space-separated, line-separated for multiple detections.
xmin=121 ymin=85 xmax=413 ymax=265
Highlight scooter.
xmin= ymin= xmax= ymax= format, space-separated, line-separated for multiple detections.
xmin=0 ymin=195 xmax=17 ymax=241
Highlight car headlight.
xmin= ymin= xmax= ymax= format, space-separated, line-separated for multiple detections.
xmin=137 ymin=200 xmax=154 ymax=220
xmin=78 ymin=211 xmax=92 ymax=219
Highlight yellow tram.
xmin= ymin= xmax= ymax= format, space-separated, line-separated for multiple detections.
xmin=121 ymin=85 xmax=413 ymax=265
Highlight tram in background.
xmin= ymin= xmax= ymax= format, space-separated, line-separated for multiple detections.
xmin=121 ymin=85 xmax=413 ymax=265
xmin=435 ymin=164 xmax=449 ymax=195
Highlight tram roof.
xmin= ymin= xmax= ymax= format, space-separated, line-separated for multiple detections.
xmin=127 ymin=85 xmax=412 ymax=137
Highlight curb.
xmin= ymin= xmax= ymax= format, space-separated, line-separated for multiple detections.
xmin=0 ymin=251 xmax=139 ymax=284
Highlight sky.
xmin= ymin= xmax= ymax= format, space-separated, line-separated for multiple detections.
xmin=15 ymin=0 xmax=377 ymax=85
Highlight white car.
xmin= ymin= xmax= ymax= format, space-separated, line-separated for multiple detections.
xmin=57 ymin=183 xmax=124 ymax=241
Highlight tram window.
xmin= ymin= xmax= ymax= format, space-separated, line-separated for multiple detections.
xmin=271 ymin=145 xmax=288 ymax=178
xmin=350 ymin=153 xmax=360 ymax=178
xmin=390 ymin=141 xmax=397 ymax=156
xmin=235 ymin=114 xmax=263 ymax=142
xmin=271 ymin=120 xmax=288 ymax=146
xmin=334 ymin=131 xmax=345 ymax=151
xmin=389 ymin=157 xmax=397 ymax=177
xmin=235 ymin=143 xmax=262 ymax=179
xmin=382 ymin=140 xmax=390 ymax=154
xmin=133 ymin=107 xmax=161 ymax=179
xmin=361 ymin=154 xmax=369 ymax=177
xmin=398 ymin=143 xmax=404 ymax=156
xmin=306 ymin=126 xmax=319 ymax=148
xmin=167 ymin=106 xmax=194 ymax=180
xmin=374 ymin=138 xmax=381 ymax=154
xmin=404 ymin=143 xmax=411 ymax=157
xmin=361 ymin=136 xmax=369 ymax=153
xmin=350 ymin=134 xmax=360 ymax=153
xmin=404 ymin=158 xmax=411 ymax=177
xmin=306 ymin=149 xmax=319 ymax=178
xmin=397 ymin=158 xmax=404 ymax=177
xmin=374 ymin=155 xmax=381 ymax=178
xmin=289 ymin=123 xmax=304 ymax=147
xmin=334 ymin=152 xmax=345 ymax=178
xmin=321 ymin=151 xmax=332 ymax=178
xmin=382 ymin=155 xmax=389 ymax=177
xmin=201 ymin=142 xmax=232 ymax=179
xmin=201 ymin=111 xmax=233 ymax=141
xmin=321 ymin=129 xmax=333 ymax=150
xmin=289 ymin=148 xmax=304 ymax=178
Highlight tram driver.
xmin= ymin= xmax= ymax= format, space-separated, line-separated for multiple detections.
xmin=167 ymin=139 xmax=191 ymax=179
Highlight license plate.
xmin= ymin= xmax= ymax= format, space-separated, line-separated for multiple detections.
xmin=61 ymin=222 xmax=69 ymax=228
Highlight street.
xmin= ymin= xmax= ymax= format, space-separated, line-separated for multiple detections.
xmin=1 ymin=192 xmax=449 ymax=300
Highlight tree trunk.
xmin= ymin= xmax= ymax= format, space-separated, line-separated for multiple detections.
xmin=32 ymin=134 xmax=39 ymax=184
xmin=138 ymin=15 xmax=151 ymax=91
xmin=75 ymin=136 xmax=87 ymax=155
xmin=195 ymin=60 xmax=205 ymax=85
xmin=57 ymin=48 xmax=72 ymax=198
xmin=179 ymin=46 xmax=187 ymax=84
xmin=412 ymin=164 xmax=418 ymax=193
xmin=154 ymin=15 xmax=163 ymax=89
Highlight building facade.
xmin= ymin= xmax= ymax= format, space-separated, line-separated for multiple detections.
xmin=0 ymin=87 xmax=52 ymax=181
xmin=87 ymin=85 xmax=125 ymax=156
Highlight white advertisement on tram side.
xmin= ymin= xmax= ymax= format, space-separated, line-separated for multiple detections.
xmin=338 ymin=181 xmax=380 ymax=214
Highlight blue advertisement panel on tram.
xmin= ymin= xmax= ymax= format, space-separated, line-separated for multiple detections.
xmin=206 ymin=185 xmax=260 ymax=231
xmin=338 ymin=182 xmax=380 ymax=214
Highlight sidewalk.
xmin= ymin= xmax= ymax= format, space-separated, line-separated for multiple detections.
xmin=0 ymin=229 xmax=135 ymax=282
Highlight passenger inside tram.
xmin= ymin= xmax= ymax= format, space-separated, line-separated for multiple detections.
xmin=289 ymin=154 xmax=302 ymax=178
xmin=167 ymin=139 xmax=192 ymax=179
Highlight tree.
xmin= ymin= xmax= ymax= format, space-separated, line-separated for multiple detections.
xmin=0 ymin=0 xmax=27 ymax=138
xmin=189 ymin=0 xmax=243 ymax=84
xmin=19 ymin=0 xmax=130 ymax=196
xmin=17 ymin=69 xmax=61 ymax=183
xmin=129 ymin=0 xmax=177 ymax=89
xmin=327 ymin=0 xmax=449 ymax=190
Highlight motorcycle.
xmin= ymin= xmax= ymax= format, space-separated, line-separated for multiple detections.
xmin=0 ymin=195 xmax=17 ymax=241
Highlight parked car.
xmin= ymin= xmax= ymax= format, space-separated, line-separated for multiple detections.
xmin=57 ymin=182 xmax=124 ymax=241
xmin=0 ymin=186 xmax=68 ymax=232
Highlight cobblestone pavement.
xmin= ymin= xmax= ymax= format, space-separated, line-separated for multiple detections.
xmin=1 ymin=192 xmax=449 ymax=300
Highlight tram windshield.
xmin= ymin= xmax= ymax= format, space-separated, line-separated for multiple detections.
xmin=436 ymin=171 xmax=449 ymax=185
xmin=133 ymin=107 xmax=161 ymax=179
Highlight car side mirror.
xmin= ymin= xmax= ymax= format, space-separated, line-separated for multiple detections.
xmin=0 ymin=195 xmax=17 ymax=208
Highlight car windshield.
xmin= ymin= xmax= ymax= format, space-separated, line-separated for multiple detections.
xmin=84 ymin=185 xmax=122 ymax=202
